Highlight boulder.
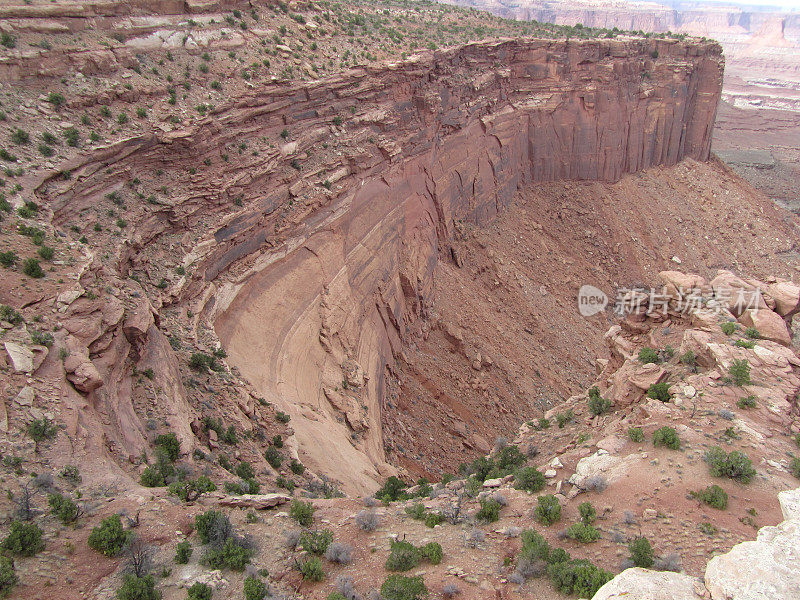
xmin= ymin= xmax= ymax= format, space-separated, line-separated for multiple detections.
xmin=63 ymin=352 xmax=103 ymax=393
xmin=607 ymin=361 xmax=666 ymax=407
xmin=765 ymin=281 xmax=800 ymax=319
xmin=710 ymin=270 xmax=768 ymax=316
xmin=4 ymin=342 xmax=34 ymax=373
xmin=738 ymin=308 xmax=792 ymax=346
xmin=568 ymin=450 xmax=637 ymax=489
xmin=592 ymin=568 xmax=703 ymax=600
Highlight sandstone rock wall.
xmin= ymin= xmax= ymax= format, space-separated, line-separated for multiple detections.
xmin=38 ymin=38 xmax=722 ymax=493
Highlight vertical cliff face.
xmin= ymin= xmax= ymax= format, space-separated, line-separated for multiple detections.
xmin=209 ymin=38 xmax=722 ymax=492
xmin=42 ymin=38 xmax=722 ymax=492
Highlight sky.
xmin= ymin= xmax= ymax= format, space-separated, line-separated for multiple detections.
xmin=657 ymin=0 xmax=800 ymax=8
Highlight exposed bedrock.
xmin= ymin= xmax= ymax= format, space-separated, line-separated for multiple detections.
xmin=40 ymin=38 xmax=722 ymax=493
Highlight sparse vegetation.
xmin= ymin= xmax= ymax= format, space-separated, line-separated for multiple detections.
xmin=1 ymin=521 xmax=44 ymax=556
xmin=289 ymin=499 xmax=314 ymax=527
xmin=704 ymin=447 xmax=756 ymax=483
xmin=729 ymin=359 xmax=751 ymax=386
xmin=587 ymin=386 xmax=612 ymax=416
xmin=627 ymin=427 xmax=644 ymax=443
xmin=647 ymin=382 xmax=671 ymax=402
xmin=691 ymin=484 xmax=728 ymax=509
xmin=88 ymin=514 xmax=132 ymax=556
xmin=628 ymin=536 xmax=654 ymax=568
xmin=653 ymin=426 xmax=680 ymax=450
xmin=534 ymin=494 xmax=561 ymax=525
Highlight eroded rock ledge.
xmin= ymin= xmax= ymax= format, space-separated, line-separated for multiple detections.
xmin=38 ymin=37 xmax=723 ymax=492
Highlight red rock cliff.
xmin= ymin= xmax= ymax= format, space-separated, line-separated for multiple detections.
xmin=40 ymin=37 xmax=723 ymax=492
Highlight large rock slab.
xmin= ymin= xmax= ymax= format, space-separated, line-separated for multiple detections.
xmin=215 ymin=493 xmax=291 ymax=510
xmin=4 ymin=342 xmax=34 ymax=373
xmin=738 ymin=308 xmax=792 ymax=346
xmin=592 ymin=568 xmax=703 ymax=600
xmin=705 ymin=518 xmax=800 ymax=600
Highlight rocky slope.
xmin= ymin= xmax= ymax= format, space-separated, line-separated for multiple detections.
xmin=1 ymin=2 xmax=800 ymax=600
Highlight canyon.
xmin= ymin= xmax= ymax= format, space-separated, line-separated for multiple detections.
xmin=0 ymin=2 xmax=798 ymax=600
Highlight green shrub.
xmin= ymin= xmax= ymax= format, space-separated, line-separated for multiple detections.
xmin=647 ymin=382 xmax=671 ymax=402
xmin=496 ymin=445 xmax=526 ymax=471
xmin=0 ymin=251 xmax=17 ymax=267
xmin=627 ymin=427 xmax=644 ymax=443
xmin=420 ymin=542 xmax=442 ymax=565
xmin=204 ymin=538 xmax=252 ymax=571
xmin=653 ymin=426 xmax=680 ymax=450
xmin=704 ymin=447 xmax=756 ymax=483
xmin=47 ymin=92 xmax=66 ymax=108
xmin=187 ymin=582 xmax=211 ymax=600
xmin=194 ymin=510 xmax=228 ymax=544
xmin=547 ymin=559 xmax=613 ymax=597
xmin=744 ymin=327 xmax=761 ymax=339
xmin=734 ymin=339 xmax=755 ymax=349
xmin=37 ymin=246 xmax=55 ymax=261
xmin=289 ymin=459 xmax=304 ymax=474
xmin=514 ymin=466 xmax=545 ymax=492
xmin=556 ymin=409 xmax=574 ymax=428
xmin=537 ymin=417 xmax=551 ymax=430
xmin=628 ymin=536 xmax=654 ymax=568
xmin=0 ymin=555 xmax=17 ymax=598
xmin=27 ymin=416 xmax=58 ymax=451
xmin=578 ymin=501 xmax=596 ymax=524
xmin=720 ymin=322 xmax=738 ymax=335
xmin=22 ymin=258 xmax=44 ymax=278
xmin=243 ymin=576 xmax=266 ymax=600
xmin=88 ymin=514 xmax=131 ymax=556
xmin=276 ymin=411 xmax=291 ymax=423
xmin=38 ymin=144 xmax=55 ymax=157
xmin=48 ymin=492 xmax=82 ymax=524
xmin=140 ymin=466 xmax=165 ymax=487
xmin=680 ymin=350 xmax=697 ymax=368
xmin=63 ymin=127 xmax=79 ymax=147
xmin=405 ymin=503 xmax=425 ymax=520
xmin=1 ymin=521 xmax=44 ymax=556
xmin=737 ymin=395 xmax=756 ymax=409
xmin=380 ymin=575 xmax=427 ymax=600
xmin=117 ymin=574 xmax=160 ymax=600
xmin=155 ymin=433 xmax=180 ymax=461
xmin=297 ymin=556 xmax=324 ymax=581
xmin=423 ymin=512 xmax=441 ymax=528
xmin=1 ymin=33 xmax=16 ymax=49
xmin=518 ymin=529 xmax=550 ymax=564
xmin=729 ymin=359 xmax=751 ymax=386
xmin=587 ymin=386 xmax=612 ymax=416
xmin=385 ymin=540 xmax=420 ymax=571
xmin=691 ymin=484 xmax=728 ymax=509
xmin=790 ymin=457 xmax=800 ymax=479
xmin=235 ymin=462 xmax=254 ymax=480
xmin=638 ymin=347 xmax=660 ymax=364
xmin=10 ymin=129 xmax=29 ymax=145
xmin=264 ymin=446 xmax=282 ymax=468
xmin=169 ymin=476 xmax=216 ymax=501
xmin=175 ymin=540 xmax=192 ymax=564
xmin=565 ymin=522 xmax=600 ymax=543
xmin=476 ymin=498 xmax=501 ymax=523
xmin=375 ymin=476 xmax=407 ymax=502
xmin=299 ymin=529 xmax=333 ymax=555
xmin=534 ymin=495 xmax=561 ymax=525
xmin=289 ymin=499 xmax=314 ymax=527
